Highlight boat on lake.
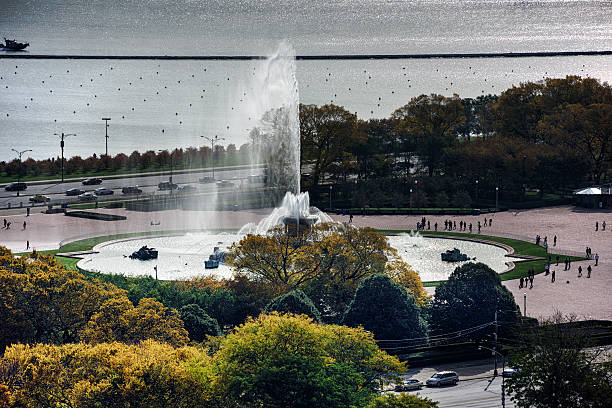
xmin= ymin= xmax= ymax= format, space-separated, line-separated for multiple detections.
xmin=1 ymin=38 xmax=29 ymax=50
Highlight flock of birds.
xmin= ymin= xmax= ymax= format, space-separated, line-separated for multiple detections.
xmin=0 ymin=58 xmax=596 ymax=159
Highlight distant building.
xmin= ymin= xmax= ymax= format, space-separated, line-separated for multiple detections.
xmin=574 ymin=185 xmax=612 ymax=208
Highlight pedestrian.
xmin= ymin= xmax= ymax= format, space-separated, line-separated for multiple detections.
xmin=434 ymin=222 xmax=438 ymax=231
xmin=529 ymin=275 xmax=533 ymax=288
xmin=23 ymin=220 xmax=26 ymax=230
xmin=603 ymin=221 xmax=606 ymax=231
xmin=596 ymin=221 xmax=599 ymax=231
xmin=520 ymin=277 xmax=524 ymax=288
xmin=551 ymin=270 xmax=555 ymax=283
xmin=587 ymin=265 xmax=592 ymax=278
xmin=2 ymin=219 xmax=5 ymax=228
xmin=489 ymin=218 xmax=492 ymax=227
xmin=595 ymin=253 xmax=599 ymax=266
xmin=453 ymin=221 xmax=456 ymax=230
xmin=478 ymin=222 xmax=481 ymax=234
xmin=26 ymin=240 xmax=29 ymax=250
xmin=545 ymin=264 xmax=549 ymax=275
xmin=578 ymin=266 xmax=582 ymax=277
xmin=484 ymin=218 xmax=487 ymax=226
xmin=427 ymin=220 xmax=430 ymax=230
xmin=553 ymin=235 xmax=557 ymax=246
xmin=349 ymin=214 xmax=353 ymax=223
xmin=564 ymin=258 xmax=568 ymax=270
xmin=469 ymin=223 xmax=472 ymax=233
xmin=6 ymin=222 xmax=10 ymax=230
xmin=26 ymin=207 xmax=30 ymax=216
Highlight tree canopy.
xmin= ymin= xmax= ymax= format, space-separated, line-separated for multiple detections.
xmin=265 ymin=289 xmax=322 ymax=322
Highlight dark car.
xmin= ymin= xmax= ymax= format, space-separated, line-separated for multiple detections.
xmin=158 ymin=181 xmax=178 ymax=190
xmin=66 ymin=188 xmax=84 ymax=196
xmin=82 ymin=177 xmax=102 ymax=185
xmin=5 ymin=182 xmax=27 ymax=191
xmin=122 ymin=186 xmax=142 ymax=194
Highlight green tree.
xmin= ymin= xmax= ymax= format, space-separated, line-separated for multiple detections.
xmin=367 ymin=393 xmax=439 ymax=408
xmin=429 ymin=263 xmax=519 ymax=340
xmin=343 ymin=274 xmax=427 ymax=341
xmin=265 ymin=289 xmax=322 ymax=322
xmin=506 ymin=313 xmax=612 ymax=408
xmin=179 ymin=303 xmax=221 ymax=341
xmin=392 ymin=94 xmax=465 ymax=176
xmin=300 ymin=104 xmax=359 ymax=186
xmin=208 ymin=313 xmax=404 ymax=408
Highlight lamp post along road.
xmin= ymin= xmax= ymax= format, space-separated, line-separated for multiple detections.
xmin=329 ymin=185 xmax=333 ymax=210
xmin=11 ymin=148 xmax=32 ymax=197
xmin=201 ymin=135 xmax=225 ymax=180
xmin=495 ymin=186 xmax=499 ymax=212
xmin=479 ymin=345 xmax=506 ymax=408
xmin=102 ymin=117 xmax=111 ymax=157
xmin=54 ymin=132 xmax=76 ymax=182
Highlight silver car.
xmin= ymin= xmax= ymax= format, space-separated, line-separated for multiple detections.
xmin=395 ymin=379 xmax=424 ymax=391
xmin=426 ymin=371 xmax=459 ymax=387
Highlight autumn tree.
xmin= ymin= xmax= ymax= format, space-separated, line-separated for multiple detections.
xmin=367 ymin=393 xmax=439 ymax=408
xmin=300 ymin=104 xmax=360 ymax=185
xmin=208 ymin=313 xmax=404 ymax=408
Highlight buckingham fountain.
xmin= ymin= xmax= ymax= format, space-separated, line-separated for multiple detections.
xmin=78 ymin=43 xmax=510 ymax=282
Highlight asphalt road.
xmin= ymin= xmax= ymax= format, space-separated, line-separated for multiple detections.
xmin=0 ymin=166 xmax=261 ymax=208
xmin=398 ymin=377 xmax=515 ymax=408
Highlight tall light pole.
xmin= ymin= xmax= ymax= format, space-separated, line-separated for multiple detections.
xmin=495 ymin=186 xmax=499 ymax=212
xmin=11 ymin=148 xmax=32 ymax=197
xmin=102 ymin=117 xmax=111 ymax=157
xmin=478 ymin=345 xmax=507 ymax=408
xmin=410 ymin=188 xmax=413 ymax=208
xmin=54 ymin=132 xmax=76 ymax=182
xmin=201 ymin=135 xmax=225 ymax=180
xmin=329 ymin=185 xmax=333 ymax=210
xmin=475 ymin=179 xmax=479 ymax=204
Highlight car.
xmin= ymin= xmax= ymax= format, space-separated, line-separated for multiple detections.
xmin=216 ymin=180 xmax=235 ymax=188
xmin=394 ymin=379 xmax=423 ymax=391
xmin=4 ymin=182 xmax=27 ymax=191
xmin=502 ymin=368 xmax=520 ymax=378
xmin=198 ymin=176 xmax=215 ymax=184
xmin=29 ymin=194 xmax=50 ymax=203
xmin=158 ymin=181 xmax=178 ymax=190
xmin=179 ymin=184 xmax=197 ymax=193
xmin=94 ymin=187 xmax=114 ymax=195
xmin=66 ymin=188 xmax=84 ymax=196
xmin=121 ymin=186 xmax=142 ymax=194
xmin=82 ymin=177 xmax=102 ymax=185
xmin=426 ymin=371 xmax=459 ymax=387
xmin=78 ymin=192 xmax=96 ymax=201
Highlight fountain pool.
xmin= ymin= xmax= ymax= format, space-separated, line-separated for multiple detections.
xmin=78 ymin=232 xmax=510 ymax=282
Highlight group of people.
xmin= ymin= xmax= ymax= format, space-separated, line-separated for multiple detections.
xmin=595 ymin=220 xmax=606 ymax=231
xmin=520 ymin=268 xmax=537 ymax=289
xmin=3 ymin=218 xmax=26 ymax=230
xmin=415 ymin=217 xmax=494 ymax=234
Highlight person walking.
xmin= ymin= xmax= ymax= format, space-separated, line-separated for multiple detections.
xmin=434 ymin=222 xmax=438 ymax=231
xmin=603 ymin=221 xmax=606 ymax=231
xmin=3 ymin=219 xmax=6 ymax=228
xmin=489 ymin=218 xmax=492 ymax=227
xmin=553 ymin=235 xmax=557 ymax=246
xmin=596 ymin=221 xmax=599 ymax=231
xmin=26 ymin=240 xmax=29 ymax=250
xmin=595 ymin=253 xmax=599 ymax=266
xmin=349 ymin=213 xmax=353 ymax=223
xmin=529 ymin=275 xmax=534 ymax=288
xmin=552 ymin=270 xmax=555 ymax=283
xmin=520 ymin=277 xmax=524 ymax=288
xmin=23 ymin=220 xmax=26 ymax=230
xmin=578 ymin=266 xmax=582 ymax=277
xmin=26 ymin=207 xmax=30 ymax=217
xmin=587 ymin=265 xmax=592 ymax=278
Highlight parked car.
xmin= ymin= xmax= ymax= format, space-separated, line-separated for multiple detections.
xmin=502 ymin=368 xmax=520 ymax=378
xmin=121 ymin=186 xmax=142 ymax=194
xmin=4 ymin=182 xmax=27 ymax=191
xmin=158 ymin=181 xmax=178 ymax=190
xmin=82 ymin=177 xmax=102 ymax=185
xmin=94 ymin=187 xmax=114 ymax=195
xmin=29 ymin=194 xmax=50 ymax=203
xmin=198 ymin=176 xmax=215 ymax=184
xmin=426 ymin=371 xmax=459 ymax=387
xmin=66 ymin=188 xmax=84 ymax=196
xmin=78 ymin=192 xmax=96 ymax=201
xmin=394 ymin=379 xmax=423 ymax=391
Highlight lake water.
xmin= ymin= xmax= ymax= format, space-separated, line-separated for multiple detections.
xmin=1 ymin=0 xmax=611 ymax=161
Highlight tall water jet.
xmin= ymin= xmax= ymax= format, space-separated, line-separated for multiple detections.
xmin=246 ymin=42 xmax=301 ymax=195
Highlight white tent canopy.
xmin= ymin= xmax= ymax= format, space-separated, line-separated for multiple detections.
xmin=575 ymin=187 xmax=602 ymax=195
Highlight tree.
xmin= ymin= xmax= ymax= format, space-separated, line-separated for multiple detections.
xmin=208 ymin=313 xmax=404 ymax=408
xmin=343 ymin=274 xmax=427 ymax=341
xmin=300 ymin=104 xmax=359 ymax=186
xmin=385 ymin=260 xmax=429 ymax=306
xmin=367 ymin=393 xmax=439 ymax=408
xmin=429 ymin=263 xmax=519 ymax=340
xmin=392 ymin=94 xmax=465 ymax=176
xmin=506 ymin=313 xmax=612 ymax=408
xmin=265 ymin=289 xmax=322 ymax=322
xmin=179 ymin=303 xmax=221 ymax=341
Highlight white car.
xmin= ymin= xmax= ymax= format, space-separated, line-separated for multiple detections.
xmin=94 ymin=187 xmax=114 ymax=195
xmin=78 ymin=192 xmax=96 ymax=201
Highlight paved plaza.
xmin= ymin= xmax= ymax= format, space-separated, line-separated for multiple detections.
xmin=1 ymin=205 xmax=610 ymax=321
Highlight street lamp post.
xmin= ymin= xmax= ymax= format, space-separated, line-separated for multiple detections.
xmin=102 ymin=117 xmax=111 ymax=157
xmin=495 ymin=186 xmax=499 ymax=212
xmin=523 ymin=293 xmax=527 ymax=317
xmin=479 ymin=345 xmax=506 ymax=408
xmin=11 ymin=148 xmax=32 ymax=197
xmin=54 ymin=132 xmax=76 ymax=182
xmin=329 ymin=185 xmax=333 ymax=210
xmin=201 ymin=135 xmax=225 ymax=180
xmin=475 ymin=180 xmax=479 ymax=204
xmin=410 ymin=188 xmax=413 ymax=208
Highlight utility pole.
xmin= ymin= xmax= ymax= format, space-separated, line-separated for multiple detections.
xmin=494 ymin=309 xmax=498 ymax=377
xmin=495 ymin=186 xmax=499 ymax=212
xmin=102 ymin=117 xmax=111 ymax=157
xmin=11 ymin=148 xmax=32 ymax=197
xmin=329 ymin=185 xmax=332 ymax=210
xmin=54 ymin=132 xmax=76 ymax=182
xmin=201 ymin=135 xmax=225 ymax=180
